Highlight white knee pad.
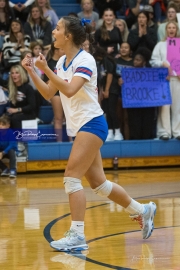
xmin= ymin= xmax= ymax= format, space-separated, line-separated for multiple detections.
xmin=92 ymin=180 xmax=113 ymax=197
xmin=63 ymin=177 xmax=83 ymax=194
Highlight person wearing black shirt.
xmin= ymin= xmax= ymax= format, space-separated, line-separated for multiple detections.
xmin=127 ymin=11 xmax=157 ymax=54
xmin=94 ymin=8 xmax=122 ymax=57
xmin=7 ymin=65 xmax=36 ymax=129
xmin=44 ymin=44 xmax=66 ymax=142
xmin=94 ymin=46 xmax=123 ymax=141
xmin=120 ymin=47 xmax=156 ymax=140
xmin=115 ymin=42 xmax=133 ymax=139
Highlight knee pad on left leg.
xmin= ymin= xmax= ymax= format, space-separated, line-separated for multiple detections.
xmin=92 ymin=180 xmax=113 ymax=197
xmin=63 ymin=177 xmax=83 ymax=194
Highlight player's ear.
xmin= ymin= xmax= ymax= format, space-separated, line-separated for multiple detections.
xmin=65 ymin=33 xmax=72 ymax=40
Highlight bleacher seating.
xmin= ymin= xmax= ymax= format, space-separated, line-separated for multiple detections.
xmin=38 ymin=106 xmax=54 ymax=124
xmin=51 ymin=0 xmax=77 ymax=4
xmin=51 ymin=3 xmax=81 ymax=18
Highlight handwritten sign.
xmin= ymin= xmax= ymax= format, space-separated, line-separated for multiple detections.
xmin=121 ymin=68 xmax=171 ymax=108
xmin=167 ymin=37 xmax=180 ymax=76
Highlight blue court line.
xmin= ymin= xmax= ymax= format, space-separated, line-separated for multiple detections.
xmin=134 ymin=191 xmax=180 ymax=199
xmin=44 ymin=203 xmax=108 ymax=243
xmin=84 ymin=225 xmax=180 ymax=270
xmin=87 ymin=225 xmax=180 ymax=244
xmin=44 ymin=192 xmax=180 ymax=269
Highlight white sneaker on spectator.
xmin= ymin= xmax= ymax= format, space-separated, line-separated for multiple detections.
xmin=114 ymin=129 xmax=124 ymax=141
xmin=106 ymin=130 xmax=114 ymax=141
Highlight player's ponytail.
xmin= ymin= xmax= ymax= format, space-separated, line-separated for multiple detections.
xmin=80 ymin=19 xmax=94 ymax=45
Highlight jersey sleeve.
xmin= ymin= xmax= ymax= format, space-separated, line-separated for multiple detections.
xmin=73 ymin=55 xmax=94 ymax=81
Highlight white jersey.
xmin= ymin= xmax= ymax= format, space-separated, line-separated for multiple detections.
xmin=56 ymin=49 xmax=103 ymax=136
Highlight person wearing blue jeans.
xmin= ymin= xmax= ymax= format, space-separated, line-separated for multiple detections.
xmin=0 ymin=115 xmax=17 ymax=177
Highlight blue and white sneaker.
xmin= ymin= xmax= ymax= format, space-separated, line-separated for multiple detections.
xmin=9 ymin=169 xmax=17 ymax=178
xmin=1 ymin=168 xmax=10 ymax=176
xmin=130 ymin=201 xmax=157 ymax=239
xmin=50 ymin=229 xmax=89 ymax=252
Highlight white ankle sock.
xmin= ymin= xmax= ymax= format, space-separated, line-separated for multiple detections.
xmin=70 ymin=221 xmax=84 ymax=237
xmin=125 ymin=199 xmax=145 ymax=215
xmin=115 ymin=128 xmax=121 ymax=135
xmin=108 ymin=129 xmax=113 ymax=135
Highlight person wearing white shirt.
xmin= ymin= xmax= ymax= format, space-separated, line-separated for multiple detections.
xmin=150 ymin=21 xmax=180 ymax=140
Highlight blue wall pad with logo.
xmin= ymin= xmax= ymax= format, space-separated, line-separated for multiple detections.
xmin=27 ymin=140 xmax=180 ymax=161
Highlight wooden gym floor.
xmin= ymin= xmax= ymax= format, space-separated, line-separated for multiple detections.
xmin=0 ymin=167 xmax=180 ymax=270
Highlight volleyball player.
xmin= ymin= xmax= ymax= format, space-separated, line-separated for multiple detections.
xmin=21 ymin=16 xmax=156 ymax=252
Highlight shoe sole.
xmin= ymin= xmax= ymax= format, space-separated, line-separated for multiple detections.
xmin=143 ymin=202 xmax=156 ymax=239
xmin=50 ymin=243 xmax=89 ymax=252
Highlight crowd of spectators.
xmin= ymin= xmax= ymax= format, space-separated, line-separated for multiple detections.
xmin=0 ymin=0 xmax=180 ymax=175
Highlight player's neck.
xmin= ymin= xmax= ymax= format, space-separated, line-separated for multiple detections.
xmin=65 ymin=46 xmax=81 ymax=66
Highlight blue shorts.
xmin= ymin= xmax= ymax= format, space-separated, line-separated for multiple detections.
xmin=78 ymin=115 xmax=108 ymax=143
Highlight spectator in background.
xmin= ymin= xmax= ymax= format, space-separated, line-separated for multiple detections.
xmin=115 ymin=42 xmax=133 ymax=75
xmin=150 ymin=21 xmax=180 ymax=140
xmin=0 ymin=85 xmax=8 ymax=116
xmin=144 ymin=5 xmax=158 ymax=30
xmin=93 ymin=45 xmax=124 ymax=141
xmin=2 ymin=19 xmax=30 ymax=74
xmin=0 ymin=48 xmax=9 ymax=88
xmin=115 ymin=19 xmax=129 ymax=42
xmin=93 ymin=0 xmax=122 ymax=18
xmin=29 ymin=40 xmax=44 ymax=89
xmin=0 ymin=48 xmax=8 ymax=115
xmin=170 ymin=0 xmax=180 ymax=12
xmin=78 ymin=0 xmax=99 ymax=33
xmin=21 ymin=49 xmax=48 ymax=122
xmin=127 ymin=11 xmax=157 ymax=54
xmin=0 ymin=0 xmax=15 ymax=49
xmin=122 ymin=47 xmax=156 ymax=140
xmin=7 ymin=64 xmax=36 ymax=129
xmin=157 ymin=4 xmax=177 ymax=41
xmin=126 ymin=0 xmax=163 ymax=28
xmin=44 ymin=44 xmax=65 ymax=142
xmin=131 ymin=5 xmax=158 ymax=31
xmin=115 ymin=42 xmax=133 ymax=140
xmin=126 ymin=0 xmax=142 ymax=29
xmin=94 ymin=8 xmax=122 ymax=57
xmin=0 ymin=115 xmax=17 ymax=177
xmin=24 ymin=5 xmax=52 ymax=48
xmin=82 ymin=37 xmax=94 ymax=54
xmin=35 ymin=0 xmax=59 ymax=30
xmin=67 ymin=12 xmax=78 ymax=18
xmin=9 ymin=0 xmax=35 ymax=24
xmin=152 ymin=0 xmax=166 ymax=24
